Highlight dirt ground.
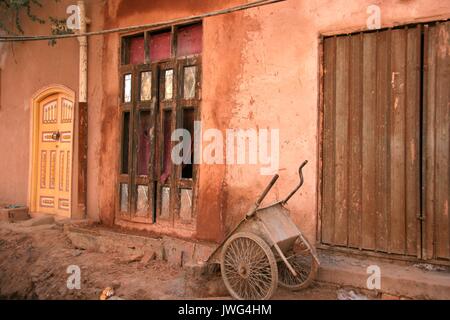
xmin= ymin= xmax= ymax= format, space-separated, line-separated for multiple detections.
xmin=0 ymin=219 xmax=346 ymax=300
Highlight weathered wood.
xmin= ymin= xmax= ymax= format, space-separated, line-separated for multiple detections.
xmin=321 ymin=37 xmax=336 ymax=244
xmin=433 ymin=22 xmax=450 ymax=260
xmin=375 ymin=30 xmax=390 ymax=253
xmin=322 ymin=27 xmax=422 ymax=257
xmin=389 ymin=28 xmax=407 ymax=254
xmin=348 ymin=33 xmax=363 ymax=249
xmin=333 ymin=36 xmax=350 ymax=247
xmin=77 ymin=101 xmax=88 ymax=218
xmin=405 ymin=26 xmax=421 ymax=257
xmin=424 ymin=24 xmax=436 ymax=260
xmin=361 ymin=31 xmax=377 ymax=250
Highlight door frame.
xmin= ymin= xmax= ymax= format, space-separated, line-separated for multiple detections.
xmin=28 ymin=85 xmax=76 ymax=216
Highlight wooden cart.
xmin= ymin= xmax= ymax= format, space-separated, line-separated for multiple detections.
xmin=207 ymin=161 xmax=320 ymax=300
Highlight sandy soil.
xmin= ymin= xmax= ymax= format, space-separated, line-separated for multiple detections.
xmin=0 ymin=220 xmax=341 ymax=300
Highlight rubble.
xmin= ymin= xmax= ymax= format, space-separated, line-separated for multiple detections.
xmin=337 ymin=289 xmax=369 ymax=300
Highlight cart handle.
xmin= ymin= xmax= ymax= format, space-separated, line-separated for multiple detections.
xmin=282 ymin=160 xmax=308 ymax=205
xmin=246 ymin=174 xmax=279 ymax=218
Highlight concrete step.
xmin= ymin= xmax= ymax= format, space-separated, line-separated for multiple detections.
xmin=316 ymin=250 xmax=450 ymax=300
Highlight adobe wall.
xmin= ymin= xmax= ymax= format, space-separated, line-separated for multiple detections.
xmin=0 ymin=0 xmax=79 ymax=211
xmin=0 ymin=0 xmax=448 ymax=244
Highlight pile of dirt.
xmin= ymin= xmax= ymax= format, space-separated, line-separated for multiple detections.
xmin=0 ymin=220 xmax=342 ymax=300
xmin=0 ymin=222 xmax=197 ymax=299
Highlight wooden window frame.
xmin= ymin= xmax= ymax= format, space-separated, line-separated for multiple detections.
xmin=117 ymin=22 xmax=202 ymax=229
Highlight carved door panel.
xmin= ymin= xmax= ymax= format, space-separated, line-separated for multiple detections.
xmin=36 ymin=93 xmax=74 ymax=216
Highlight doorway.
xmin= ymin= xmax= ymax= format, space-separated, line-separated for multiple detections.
xmin=30 ymin=86 xmax=75 ymax=217
xmin=320 ymin=21 xmax=449 ymax=262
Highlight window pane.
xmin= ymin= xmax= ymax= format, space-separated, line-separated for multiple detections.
xmin=181 ymin=108 xmax=194 ymax=179
xmin=161 ymin=186 xmax=170 ymax=218
xmin=150 ymin=32 xmax=171 ymax=61
xmin=121 ymin=112 xmax=130 ymax=174
xmin=140 ymin=71 xmax=152 ymax=101
xmin=137 ymin=111 xmax=152 ymax=176
xmin=161 ymin=110 xmax=172 ymax=183
xmin=183 ymin=66 xmax=196 ymax=99
xmin=180 ymin=188 xmax=193 ymax=221
xmin=177 ymin=24 xmax=202 ymax=56
xmin=164 ymin=69 xmax=173 ymax=100
xmin=124 ymin=74 xmax=132 ymax=103
xmin=136 ymin=185 xmax=149 ymax=215
xmin=120 ymin=183 xmax=128 ymax=212
xmin=129 ymin=36 xmax=145 ymax=64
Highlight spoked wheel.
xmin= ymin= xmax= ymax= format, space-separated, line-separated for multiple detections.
xmin=277 ymin=236 xmax=319 ymax=290
xmin=220 ymin=232 xmax=278 ymax=300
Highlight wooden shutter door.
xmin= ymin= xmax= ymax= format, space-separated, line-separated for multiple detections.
xmin=321 ymin=26 xmax=422 ymax=256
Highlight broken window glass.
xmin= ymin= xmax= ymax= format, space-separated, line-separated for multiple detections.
xmin=120 ymin=183 xmax=128 ymax=212
xmin=124 ymin=74 xmax=132 ymax=103
xmin=183 ymin=66 xmax=196 ymax=99
xmin=136 ymin=185 xmax=149 ymax=215
xmin=164 ymin=69 xmax=173 ymax=100
xmin=160 ymin=186 xmax=170 ymax=218
xmin=179 ymin=188 xmax=193 ymax=221
xmin=140 ymin=71 xmax=152 ymax=101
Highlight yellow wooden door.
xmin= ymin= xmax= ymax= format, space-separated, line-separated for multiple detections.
xmin=36 ymin=93 xmax=74 ymax=216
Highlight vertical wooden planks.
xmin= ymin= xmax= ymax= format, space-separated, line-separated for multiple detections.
xmin=361 ymin=32 xmax=378 ymax=250
xmin=334 ymin=36 xmax=350 ymax=246
xmin=348 ymin=33 xmax=363 ymax=248
xmin=322 ymin=37 xmax=337 ymax=244
xmin=321 ymin=27 xmax=423 ymax=258
xmin=434 ymin=22 xmax=450 ymax=260
xmin=424 ymin=24 xmax=437 ymax=260
xmin=375 ymin=30 xmax=390 ymax=253
xmin=389 ymin=28 xmax=407 ymax=254
xmin=405 ymin=26 xmax=421 ymax=257
xmin=424 ymin=22 xmax=450 ymax=260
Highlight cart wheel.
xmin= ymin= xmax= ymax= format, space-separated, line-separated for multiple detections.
xmin=277 ymin=237 xmax=318 ymax=291
xmin=220 ymin=232 xmax=278 ymax=300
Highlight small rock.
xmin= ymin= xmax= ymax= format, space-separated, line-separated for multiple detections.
xmin=413 ymin=263 xmax=446 ymax=272
xmin=337 ymin=289 xmax=368 ymax=300
xmin=100 ymin=287 xmax=115 ymax=300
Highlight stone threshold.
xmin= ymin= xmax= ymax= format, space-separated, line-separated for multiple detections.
xmin=316 ymin=250 xmax=450 ymax=300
